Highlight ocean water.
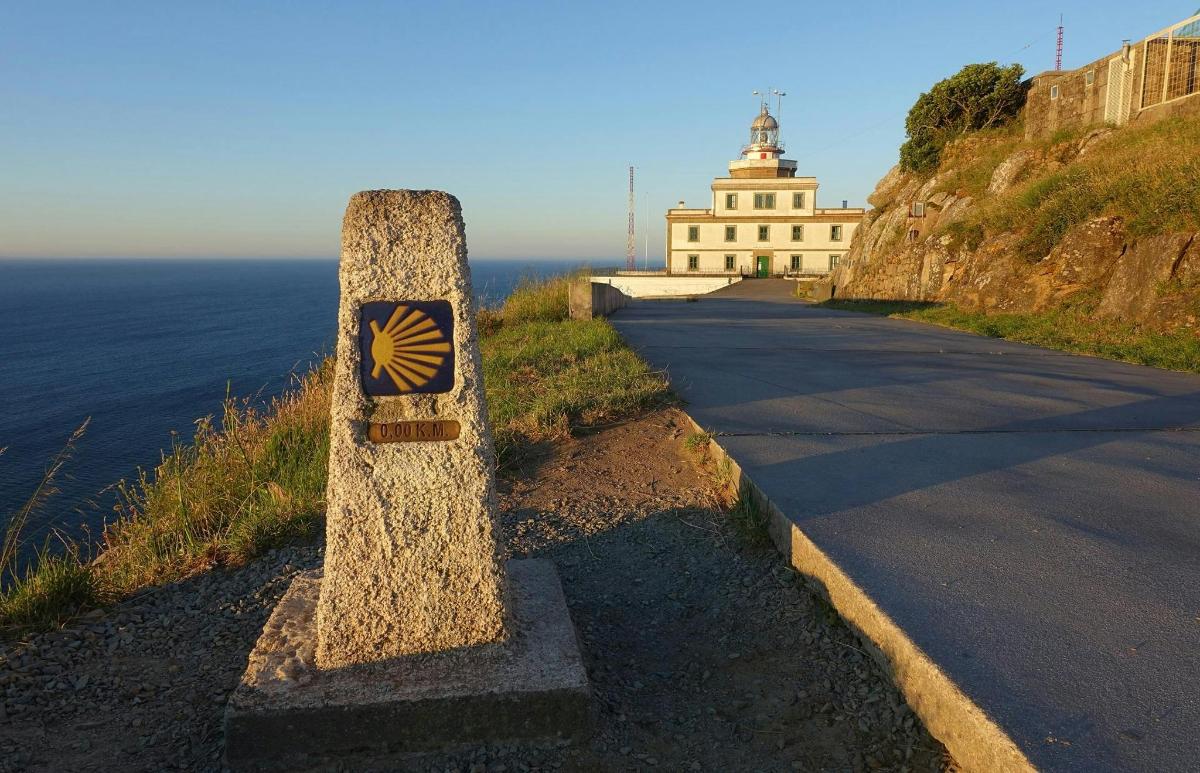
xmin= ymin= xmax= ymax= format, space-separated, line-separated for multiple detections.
xmin=0 ymin=257 xmax=597 ymax=543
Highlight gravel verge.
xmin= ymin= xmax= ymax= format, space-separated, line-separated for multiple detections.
xmin=0 ymin=408 xmax=956 ymax=772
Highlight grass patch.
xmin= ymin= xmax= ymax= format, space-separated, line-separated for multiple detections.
xmin=727 ymin=483 xmax=771 ymax=548
xmin=822 ymin=296 xmax=1200 ymax=373
xmin=101 ymin=364 xmax=333 ymax=598
xmin=484 ymin=276 xmax=671 ymax=465
xmin=684 ymin=431 xmax=713 ymax=452
xmin=2 ymin=274 xmax=667 ymax=635
xmin=955 ymin=116 xmax=1200 ymax=259
xmin=1 ymin=544 xmax=99 ymax=631
xmin=933 ymin=125 xmax=1025 ymax=198
xmin=499 ymin=274 xmax=574 ymax=324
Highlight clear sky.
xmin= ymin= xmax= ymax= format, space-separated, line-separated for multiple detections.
xmin=2 ymin=1 xmax=1193 ymax=261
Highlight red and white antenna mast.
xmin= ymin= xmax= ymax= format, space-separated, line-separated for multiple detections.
xmin=1055 ymin=14 xmax=1064 ymax=71
xmin=626 ymin=166 xmax=636 ymax=271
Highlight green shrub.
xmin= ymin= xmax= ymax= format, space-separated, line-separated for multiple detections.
xmin=900 ymin=62 xmax=1027 ymax=173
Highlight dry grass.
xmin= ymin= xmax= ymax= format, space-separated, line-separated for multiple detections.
xmin=931 ymin=124 xmax=1026 ymax=199
xmin=947 ymin=116 xmax=1200 ymax=259
xmin=99 ymin=363 xmax=334 ymax=597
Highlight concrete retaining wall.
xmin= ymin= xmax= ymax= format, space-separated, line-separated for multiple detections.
xmin=591 ymin=275 xmax=741 ymax=298
xmin=569 ymin=280 xmax=630 ymax=320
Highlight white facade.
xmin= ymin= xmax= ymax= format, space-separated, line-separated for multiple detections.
xmin=666 ymin=105 xmax=864 ymax=276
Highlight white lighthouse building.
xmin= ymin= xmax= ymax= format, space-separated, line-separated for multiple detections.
xmin=665 ymin=103 xmax=864 ymax=277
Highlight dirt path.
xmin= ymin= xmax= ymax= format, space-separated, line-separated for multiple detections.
xmin=424 ymin=408 xmax=954 ymax=772
xmin=0 ymin=409 xmax=954 ymax=772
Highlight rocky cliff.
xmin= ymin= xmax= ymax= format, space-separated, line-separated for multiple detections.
xmin=830 ymin=120 xmax=1200 ymax=333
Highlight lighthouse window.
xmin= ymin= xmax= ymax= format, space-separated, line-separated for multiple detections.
xmin=753 ymin=193 xmax=776 ymax=210
xmin=790 ymin=255 xmax=801 ymax=271
xmin=791 ymin=225 xmax=804 ymax=241
xmin=687 ymin=254 xmax=699 ymax=271
xmin=725 ymin=254 xmax=736 ymax=271
xmin=830 ymin=254 xmax=841 ymax=269
xmin=687 ymin=226 xmax=699 ymax=242
xmin=725 ymin=225 xmax=736 ymax=242
xmin=830 ymin=225 xmax=843 ymax=241
xmin=793 ymin=192 xmax=806 ymax=209
xmin=725 ymin=193 xmax=738 ymax=210
xmin=758 ymin=225 xmax=770 ymax=241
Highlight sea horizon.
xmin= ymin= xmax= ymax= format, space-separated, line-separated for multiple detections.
xmin=0 ymin=257 xmax=613 ymax=548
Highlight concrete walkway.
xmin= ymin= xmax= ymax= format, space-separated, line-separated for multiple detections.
xmin=611 ymin=280 xmax=1200 ymax=772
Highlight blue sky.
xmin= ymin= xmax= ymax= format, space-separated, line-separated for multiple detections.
xmin=1 ymin=1 xmax=1192 ymax=261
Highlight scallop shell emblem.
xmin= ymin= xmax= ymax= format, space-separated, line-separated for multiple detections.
xmin=360 ymin=301 xmax=455 ymax=394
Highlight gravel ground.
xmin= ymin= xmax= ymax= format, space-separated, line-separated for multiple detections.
xmin=0 ymin=408 xmax=956 ymax=772
xmin=0 ymin=546 xmax=318 ymax=772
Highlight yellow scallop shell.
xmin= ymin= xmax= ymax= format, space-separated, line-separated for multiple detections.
xmin=368 ymin=305 xmax=451 ymax=392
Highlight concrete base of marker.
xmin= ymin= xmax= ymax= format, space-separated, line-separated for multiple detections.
xmin=224 ymin=559 xmax=590 ymax=771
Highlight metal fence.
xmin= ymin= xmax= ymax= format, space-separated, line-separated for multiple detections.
xmin=1140 ymin=13 xmax=1200 ymax=110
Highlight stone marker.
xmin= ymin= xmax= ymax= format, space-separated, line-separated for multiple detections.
xmin=319 ymin=191 xmax=506 ymax=666
xmin=225 ymin=191 xmax=589 ymax=770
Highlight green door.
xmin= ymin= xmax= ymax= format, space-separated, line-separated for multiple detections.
xmin=756 ymin=256 xmax=770 ymax=278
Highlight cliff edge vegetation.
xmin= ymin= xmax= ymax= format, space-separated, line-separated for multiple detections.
xmin=829 ymin=63 xmax=1200 ymax=369
xmin=1 ymin=276 xmax=669 ymax=635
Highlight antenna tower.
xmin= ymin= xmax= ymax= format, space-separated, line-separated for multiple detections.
xmin=1055 ymin=15 xmax=1064 ymax=71
xmin=626 ymin=166 xmax=636 ymax=271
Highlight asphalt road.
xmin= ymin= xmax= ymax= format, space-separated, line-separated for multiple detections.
xmin=610 ymin=280 xmax=1200 ymax=772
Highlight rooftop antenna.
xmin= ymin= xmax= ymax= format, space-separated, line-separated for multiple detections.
xmin=772 ymin=88 xmax=787 ymax=126
xmin=1055 ymin=14 xmax=1064 ymax=71
xmin=626 ymin=166 xmax=636 ymax=272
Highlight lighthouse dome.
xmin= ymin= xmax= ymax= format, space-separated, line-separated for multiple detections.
xmin=751 ymin=107 xmax=778 ymax=131
xmin=748 ymin=104 xmax=781 ymax=150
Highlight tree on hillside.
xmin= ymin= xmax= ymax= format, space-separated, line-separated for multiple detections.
xmin=900 ymin=62 xmax=1028 ymax=173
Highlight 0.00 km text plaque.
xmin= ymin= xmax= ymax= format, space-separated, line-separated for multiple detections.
xmin=368 ymin=420 xmax=461 ymax=444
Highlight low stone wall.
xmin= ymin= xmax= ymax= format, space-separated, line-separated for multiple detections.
xmin=569 ymin=280 xmax=630 ymax=320
xmin=591 ymin=275 xmax=741 ymax=298
xmin=810 ymin=280 xmax=834 ymax=302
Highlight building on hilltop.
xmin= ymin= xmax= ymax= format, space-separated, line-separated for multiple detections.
xmin=1024 ymin=11 xmax=1200 ymax=140
xmin=665 ymin=104 xmax=864 ymax=277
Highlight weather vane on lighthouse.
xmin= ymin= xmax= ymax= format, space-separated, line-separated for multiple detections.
xmin=752 ymin=88 xmax=787 ymax=122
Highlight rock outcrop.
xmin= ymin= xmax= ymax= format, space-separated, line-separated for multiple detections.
xmin=829 ymin=131 xmax=1199 ymax=332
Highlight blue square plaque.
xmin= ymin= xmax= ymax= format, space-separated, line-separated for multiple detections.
xmin=359 ymin=300 xmax=455 ymax=395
